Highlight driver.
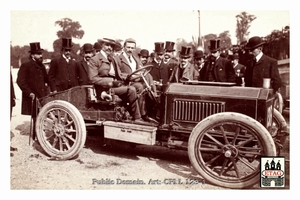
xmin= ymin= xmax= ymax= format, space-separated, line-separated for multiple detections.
xmin=115 ymin=38 xmax=158 ymax=123
xmin=88 ymin=38 xmax=145 ymax=124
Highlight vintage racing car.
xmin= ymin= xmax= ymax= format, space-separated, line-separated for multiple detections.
xmin=34 ymin=65 xmax=289 ymax=189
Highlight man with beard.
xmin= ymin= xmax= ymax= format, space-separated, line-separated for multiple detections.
xmin=17 ymin=42 xmax=49 ymax=140
xmin=48 ymin=38 xmax=79 ymax=93
xmin=169 ymin=46 xmax=199 ymax=82
xmin=162 ymin=41 xmax=178 ymax=79
xmin=116 ymin=38 xmax=157 ymax=123
xmin=78 ymin=43 xmax=94 ymax=85
xmin=199 ymin=39 xmax=235 ymax=82
xmin=149 ymin=42 xmax=167 ymax=85
xmin=88 ymin=38 xmax=144 ymax=123
xmin=193 ymin=50 xmax=205 ymax=73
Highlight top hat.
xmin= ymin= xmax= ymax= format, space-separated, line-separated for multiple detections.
xmin=82 ymin=43 xmax=94 ymax=52
xmin=93 ymin=42 xmax=101 ymax=51
xmin=138 ymin=49 xmax=149 ymax=57
xmin=62 ymin=38 xmax=73 ymax=49
xmin=165 ymin=41 xmax=175 ymax=52
xmin=194 ymin=50 xmax=204 ymax=59
xmin=29 ymin=42 xmax=44 ymax=53
xmin=244 ymin=36 xmax=265 ymax=50
xmin=208 ymin=39 xmax=221 ymax=52
xmin=154 ymin=42 xmax=164 ymax=54
xmin=179 ymin=46 xmax=192 ymax=58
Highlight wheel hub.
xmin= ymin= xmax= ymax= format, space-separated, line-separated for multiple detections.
xmin=53 ymin=124 xmax=65 ymax=137
xmin=222 ymin=145 xmax=238 ymax=158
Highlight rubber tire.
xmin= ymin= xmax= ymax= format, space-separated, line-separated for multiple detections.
xmin=188 ymin=112 xmax=276 ymax=189
xmin=36 ymin=100 xmax=86 ymax=160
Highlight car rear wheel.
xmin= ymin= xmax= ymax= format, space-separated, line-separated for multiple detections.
xmin=36 ymin=100 xmax=86 ymax=160
xmin=188 ymin=112 xmax=276 ymax=189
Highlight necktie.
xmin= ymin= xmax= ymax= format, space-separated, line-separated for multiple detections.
xmin=128 ymin=56 xmax=132 ymax=63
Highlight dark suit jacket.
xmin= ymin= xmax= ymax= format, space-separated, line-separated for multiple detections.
xmin=244 ymin=54 xmax=281 ymax=91
xmin=88 ymin=52 xmax=126 ymax=87
xmin=200 ymin=56 xmax=236 ymax=82
xmin=48 ymin=55 xmax=79 ymax=92
xmin=150 ymin=58 xmax=177 ymax=84
xmin=16 ymin=59 xmax=49 ymax=115
xmin=77 ymin=59 xmax=91 ymax=85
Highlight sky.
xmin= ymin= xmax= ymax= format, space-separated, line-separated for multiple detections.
xmin=9 ymin=9 xmax=291 ymax=52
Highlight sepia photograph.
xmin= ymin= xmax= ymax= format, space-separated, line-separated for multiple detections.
xmin=4 ymin=0 xmax=297 ymax=198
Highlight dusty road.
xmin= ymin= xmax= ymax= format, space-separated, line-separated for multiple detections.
xmin=9 ymin=69 xmax=290 ymax=190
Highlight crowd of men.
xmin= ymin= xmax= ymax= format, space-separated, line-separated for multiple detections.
xmin=12 ymin=36 xmax=282 ymax=127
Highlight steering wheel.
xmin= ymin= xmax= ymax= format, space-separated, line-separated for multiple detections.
xmin=125 ymin=64 xmax=153 ymax=82
xmin=125 ymin=64 xmax=159 ymax=105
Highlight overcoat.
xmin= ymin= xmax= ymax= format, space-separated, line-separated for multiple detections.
xmin=48 ymin=55 xmax=79 ymax=92
xmin=150 ymin=58 xmax=177 ymax=84
xmin=169 ymin=62 xmax=199 ymax=83
xmin=16 ymin=59 xmax=49 ymax=115
xmin=116 ymin=52 xmax=143 ymax=75
xmin=200 ymin=56 xmax=236 ymax=82
xmin=77 ymin=59 xmax=91 ymax=85
xmin=244 ymin=54 xmax=281 ymax=91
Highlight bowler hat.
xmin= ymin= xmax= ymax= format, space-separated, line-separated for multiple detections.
xmin=194 ymin=50 xmax=204 ymax=59
xmin=244 ymin=36 xmax=265 ymax=50
xmin=62 ymin=38 xmax=73 ymax=49
xmin=29 ymin=42 xmax=44 ymax=53
xmin=165 ymin=41 xmax=175 ymax=52
xmin=82 ymin=43 xmax=94 ymax=52
xmin=208 ymin=39 xmax=221 ymax=52
xmin=93 ymin=42 xmax=101 ymax=51
xmin=154 ymin=42 xmax=164 ymax=54
xmin=138 ymin=49 xmax=149 ymax=57
xmin=179 ymin=46 xmax=191 ymax=58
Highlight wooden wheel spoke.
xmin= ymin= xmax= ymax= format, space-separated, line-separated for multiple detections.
xmin=232 ymin=126 xmax=240 ymax=145
xmin=64 ymin=133 xmax=76 ymax=143
xmin=205 ymin=154 xmax=222 ymax=166
xmin=237 ymin=156 xmax=257 ymax=171
xmin=235 ymin=136 xmax=255 ymax=147
xmin=220 ymin=125 xmax=230 ymax=144
xmin=219 ymin=158 xmax=229 ymax=176
xmin=204 ymin=133 xmax=224 ymax=147
xmin=62 ymin=136 xmax=71 ymax=150
xmin=59 ymin=137 xmax=63 ymax=151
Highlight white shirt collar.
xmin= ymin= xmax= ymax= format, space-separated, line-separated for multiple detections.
xmin=255 ymin=52 xmax=263 ymax=62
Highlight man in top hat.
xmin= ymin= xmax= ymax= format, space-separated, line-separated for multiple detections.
xmin=199 ymin=39 xmax=235 ymax=82
xmin=243 ymin=36 xmax=281 ymax=91
xmin=88 ymin=38 xmax=144 ymax=123
xmin=193 ymin=50 xmax=205 ymax=72
xmin=169 ymin=46 xmax=199 ymax=83
xmin=149 ymin=42 xmax=171 ymax=85
xmin=93 ymin=42 xmax=101 ymax=55
xmin=48 ymin=37 xmax=79 ymax=92
xmin=162 ymin=41 xmax=178 ymax=80
xmin=115 ymin=38 xmax=157 ymax=123
xmin=17 ymin=42 xmax=49 ymax=139
xmin=77 ymin=43 xmax=94 ymax=85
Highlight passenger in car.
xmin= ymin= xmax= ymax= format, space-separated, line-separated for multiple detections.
xmin=88 ymin=38 xmax=144 ymax=123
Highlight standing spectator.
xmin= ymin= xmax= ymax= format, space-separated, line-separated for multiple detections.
xmin=93 ymin=41 xmax=101 ymax=55
xmin=17 ymin=42 xmax=49 ymax=140
xmin=169 ymin=46 xmax=199 ymax=82
xmin=48 ymin=38 xmax=79 ymax=93
xmin=244 ymin=36 xmax=282 ymax=91
xmin=78 ymin=43 xmax=94 ymax=85
xmin=199 ymin=39 xmax=235 ymax=82
xmin=17 ymin=42 xmax=49 ymax=115
xmin=193 ymin=50 xmax=205 ymax=73
xmin=232 ymin=53 xmax=246 ymax=85
xmin=149 ymin=42 xmax=169 ymax=85
xmin=10 ymin=69 xmax=17 ymax=156
xmin=162 ymin=41 xmax=178 ymax=78
xmin=88 ymin=38 xmax=144 ymax=123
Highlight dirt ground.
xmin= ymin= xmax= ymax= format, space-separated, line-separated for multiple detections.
xmin=8 ymin=69 xmax=290 ymax=192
